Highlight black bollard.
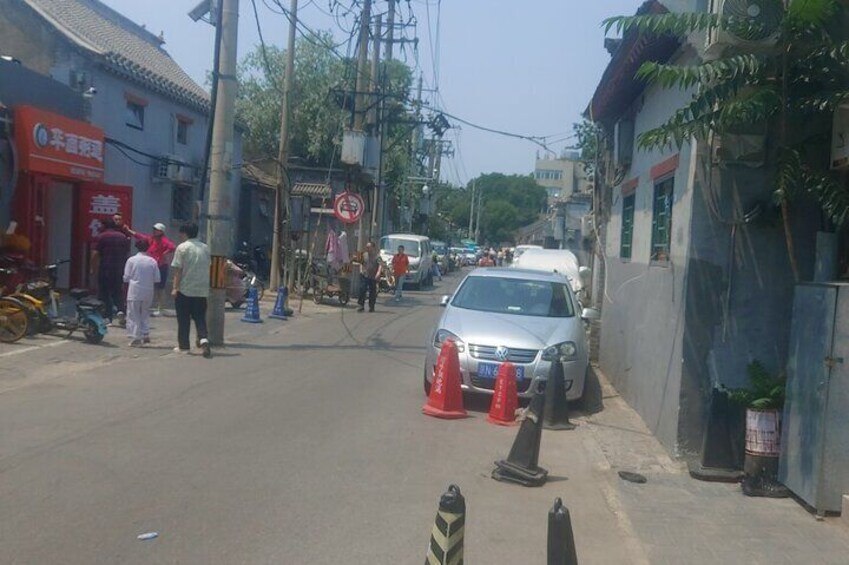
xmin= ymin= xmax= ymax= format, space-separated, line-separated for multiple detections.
xmin=492 ymin=380 xmax=548 ymax=487
xmin=425 ymin=484 xmax=466 ymax=565
xmin=543 ymin=361 xmax=576 ymax=430
xmin=547 ymin=497 xmax=578 ymax=565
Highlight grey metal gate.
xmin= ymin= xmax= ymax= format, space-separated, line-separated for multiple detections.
xmin=780 ymin=283 xmax=849 ymax=514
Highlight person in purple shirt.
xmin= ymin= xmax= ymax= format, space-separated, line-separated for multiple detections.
xmin=90 ymin=219 xmax=130 ymax=324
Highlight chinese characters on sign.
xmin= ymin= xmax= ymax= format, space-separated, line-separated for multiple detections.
xmin=44 ymin=127 xmax=104 ymax=162
xmin=90 ymin=194 xmax=121 ymax=215
xmin=87 ymin=194 xmax=122 ymax=238
xmin=14 ymin=106 xmax=105 ymax=181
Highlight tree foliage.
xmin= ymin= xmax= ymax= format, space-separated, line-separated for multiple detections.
xmin=573 ymin=119 xmax=604 ymax=178
xmin=237 ymin=35 xmax=348 ymax=165
xmin=604 ymin=0 xmax=849 ymax=227
xmin=440 ymin=174 xmax=547 ymax=245
xmin=237 ymin=33 xmax=416 ymax=179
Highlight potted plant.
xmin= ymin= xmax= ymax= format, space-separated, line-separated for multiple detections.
xmin=722 ymin=361 xmax=789 ymax=498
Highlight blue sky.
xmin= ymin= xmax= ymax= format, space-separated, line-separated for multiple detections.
xmin=102 ymin=0 xmax=639 ymax=184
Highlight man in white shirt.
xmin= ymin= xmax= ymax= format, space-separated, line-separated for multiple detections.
xmin=171 ymin=222 xmax=212 ymax=358
xmin=123 ymin=238 xmax=161 ymax=347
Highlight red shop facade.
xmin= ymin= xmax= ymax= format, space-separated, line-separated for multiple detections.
xmin=12 ymin=106 xmax=132 ymax=288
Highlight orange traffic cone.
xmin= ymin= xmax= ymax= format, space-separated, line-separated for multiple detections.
xmin=487 ymin=362 xmax=519 ymax=426
xmin=423 ymin=340 xmax=468 ymax=419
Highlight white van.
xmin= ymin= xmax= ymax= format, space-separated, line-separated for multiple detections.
xmin=379 ymin=234 xmax=434 ymax=289
xmin=511 ymin=248 xmax=591 ymax=301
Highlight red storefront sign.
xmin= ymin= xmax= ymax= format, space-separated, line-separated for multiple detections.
xmin=77 ymin=183 xmax=133 ymax=242
xmin=14 ymin=106 xmax=105 ymax=181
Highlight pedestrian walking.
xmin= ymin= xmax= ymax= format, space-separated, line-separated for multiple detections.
xmin=392 ymin=245 xmax=410 ymax=301
xmin=431 ymin=251 xmax=443 ymax=282
xmin=171 ymin=222 xmax=212 ymax=358
xmin=123 ymin=238 xmax=160 ymax=346
xmin=127 ymin=222 xmax=176 ymax=316
xmin=90 ymin=219 xmax=130 ymax=325
xmin=357 ymin=241 xmax=381 ymax=313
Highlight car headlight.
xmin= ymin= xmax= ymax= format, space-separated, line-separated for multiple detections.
xmin=434 ymin=329 xmax=466 ymax=352
xmin=541 ymin=341 xmax=577 ymax=362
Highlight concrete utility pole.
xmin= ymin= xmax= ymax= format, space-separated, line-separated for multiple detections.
xmin=354 ymin=0 xmax=372 ymax=253
xmin=206 ymin=0 xmax=239 ymax=345
xmin=474 ymin=182 xmax=482 ymax=243
xmin=407 ymin=75 xmax=423 ymax=231
xmin=368 ymin=14 xmax=382 ymax=242
xmin=468 ymin=179 xmax=475 ymax=239
xmin=385 ymin=0 xmax=396 ymax=62
xmin=269 ymin=0 xmax=298 ymax=294
xmin=377 ymin=0 xmax=396 ymax=236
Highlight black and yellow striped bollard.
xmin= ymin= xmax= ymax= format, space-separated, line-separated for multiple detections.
xmin=425 ymin=484 xmax=465 ymax=565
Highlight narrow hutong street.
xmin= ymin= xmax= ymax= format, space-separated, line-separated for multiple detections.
xmin=3 ymin=0 xmax=849 ymax=563
xmin=2 ymin=276 xmax=848 ymax=563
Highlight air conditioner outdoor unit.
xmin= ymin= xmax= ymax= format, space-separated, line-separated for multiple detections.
xmin=713 ymin=133 xmax=767 ymax=168
xmin=831 ymin=104 xmax=849 ymax=170
xmin=177 ymin=161 xmax=199 ymax=184
xmin=153 ymin=156 xmax=185 ymax=182
xmin=705 ymin=0 xmax=783 ymax=60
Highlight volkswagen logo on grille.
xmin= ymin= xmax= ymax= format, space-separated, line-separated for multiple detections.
xmin=495 ymin=346 xmax=510 ymax=362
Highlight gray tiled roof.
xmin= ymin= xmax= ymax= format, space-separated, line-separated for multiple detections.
xmin=243 ymin=164 xmax=332 ymax=198
xmin=24 ymin=0 xmax=210 ymax=112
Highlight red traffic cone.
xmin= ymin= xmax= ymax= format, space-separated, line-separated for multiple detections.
xmin=423 ymin=340 xmax=468 ymax=419
xmin=487 ymin=362 xmax=519 ymax=426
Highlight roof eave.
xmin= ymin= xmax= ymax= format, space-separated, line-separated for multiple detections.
xmin=588 ymin=0 xmax=681 ymax=124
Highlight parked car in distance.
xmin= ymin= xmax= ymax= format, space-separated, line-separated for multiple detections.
xmin=425 ymin=268 xmax=599 ymax=402
xmin=379 ymin=234 xmax=434 ymax=289
xmin=511 ymin=248 xmax=591 ymax=301
xmin=450 ymin=247 xmax=469 ymax=267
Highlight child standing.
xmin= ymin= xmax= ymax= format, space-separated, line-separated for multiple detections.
xmin=123 ymin=238 xmax=161 ymax=346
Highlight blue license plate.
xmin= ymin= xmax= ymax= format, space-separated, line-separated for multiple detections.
xmin=477 ymin=362 xmax=525 ymax=380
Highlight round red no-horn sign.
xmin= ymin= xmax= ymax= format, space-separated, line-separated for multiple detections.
xmin=333 ymin=191 xmax=365 ymax=224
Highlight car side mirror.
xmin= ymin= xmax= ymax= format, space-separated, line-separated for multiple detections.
xmin=440 ymin=295 xmax=451 ymax=307
xmin=581 ymin=307 xmax=600 ymax=321
xmin=579 ymin=266 xmax=592 ymax=283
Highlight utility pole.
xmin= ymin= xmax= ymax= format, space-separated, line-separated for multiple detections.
xmin=474 ymin=183 xmax=482 ymax=243
xmin=385 ymin=0 xmax=396 ymax=61
xmin=206 ymin=0 xmax=239 ymax=345
xmin=377 ymin=0 xmax=394 ymax=236
xmin=468 ymin=179 xmax=475 ymax=239
xmin=368 ymin=14 xmax=382 ymax=242
xmin=270 ymin=0 xmax=297 ymax=294
xmin=407 ymin=75 xmax=423 ymax=231
xmin=354 ymin=0 xmax=372 ymax=253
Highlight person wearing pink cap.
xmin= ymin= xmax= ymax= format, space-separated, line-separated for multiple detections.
xmin=126 ymin=222 xmax=176 ymax=316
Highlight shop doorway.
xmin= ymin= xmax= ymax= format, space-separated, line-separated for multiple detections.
xmin=46 ymin=181 xmax=73 ymax=288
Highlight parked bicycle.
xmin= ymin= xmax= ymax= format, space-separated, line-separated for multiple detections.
xmin=0 ymin=290 xmax=29 ymax=343
xmin=0 ymin=259 xmax=108 ymax=344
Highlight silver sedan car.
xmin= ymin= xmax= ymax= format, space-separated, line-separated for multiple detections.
xmin=424 ymin=268 xmax=595 ymax=401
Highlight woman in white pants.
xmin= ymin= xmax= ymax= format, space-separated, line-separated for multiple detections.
xmin=123 ymin=238 xmax=161 ymax=346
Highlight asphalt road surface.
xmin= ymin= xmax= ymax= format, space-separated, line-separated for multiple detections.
xmin=0 ymin=273 xmax=636 ymax=564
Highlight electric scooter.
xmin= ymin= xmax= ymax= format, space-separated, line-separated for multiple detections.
xmin=50 ymin=288 xmax=109 ymax=344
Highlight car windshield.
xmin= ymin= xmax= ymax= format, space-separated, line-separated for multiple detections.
xmin=451 ymin=276 xmax=575 ymax=318
xmin=433 ymin=243 xmax=447 ymax=255
xmin=380 ymin=238 xmax=421 ymax=257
